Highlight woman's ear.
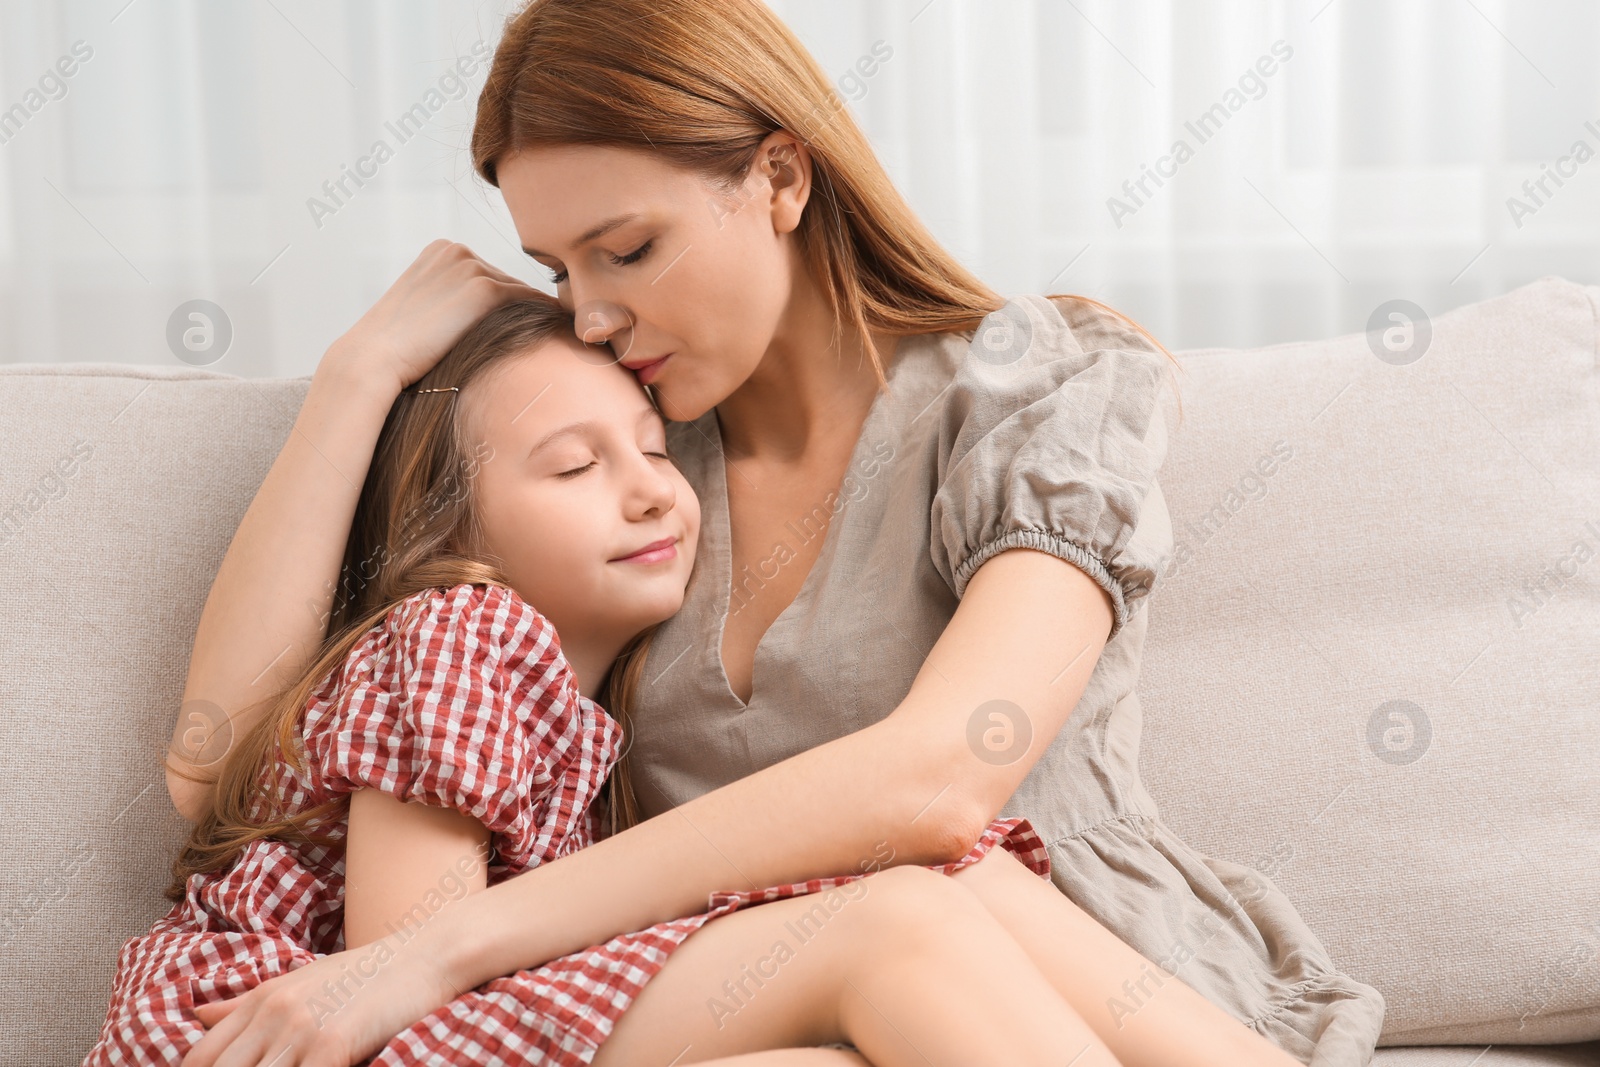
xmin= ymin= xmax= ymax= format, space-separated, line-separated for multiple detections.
xmin=761 ymin=132 xmax=811 ymax=235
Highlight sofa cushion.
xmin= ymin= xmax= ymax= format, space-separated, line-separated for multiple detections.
xmin=1373 ymin=1044 xmax=1600 ymax=1066
xmin=1137 ymin=276 xmax=1600 ymax=1045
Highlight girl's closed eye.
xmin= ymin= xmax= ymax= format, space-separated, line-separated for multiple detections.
xmin=557 ymin=450 xmax=672 ymax=478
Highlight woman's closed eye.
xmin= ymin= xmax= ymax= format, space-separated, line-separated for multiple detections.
xmin=609 ymin=240 xmax=653 ymax=268
xmin=545 ymin=240 xmax=654 ymax=286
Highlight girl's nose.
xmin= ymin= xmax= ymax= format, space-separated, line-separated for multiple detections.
xmin=629 ymin=453 xmax=678 ymax=517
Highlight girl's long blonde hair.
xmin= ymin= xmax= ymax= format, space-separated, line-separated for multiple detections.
xmin=164 ymin=296 xmax=655 ymax=903
xmin=469 ymin=0 xmax=1183 ymax=414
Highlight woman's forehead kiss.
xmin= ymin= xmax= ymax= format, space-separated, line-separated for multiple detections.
xmin=462 ymin=334 xmax=665 ymax=456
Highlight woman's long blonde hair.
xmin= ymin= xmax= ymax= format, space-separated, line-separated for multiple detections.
xmin=469 ymin=0 xmax=1183 ymax=414
xmin=164 ymin=296 xmax=655 ymax=903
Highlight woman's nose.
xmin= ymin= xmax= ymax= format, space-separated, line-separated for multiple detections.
xmin=572 ymin=297 xmax=636 ymax=362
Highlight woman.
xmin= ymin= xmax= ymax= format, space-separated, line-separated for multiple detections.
xmin=168 ymin=1 xmax=1386 ymax=1065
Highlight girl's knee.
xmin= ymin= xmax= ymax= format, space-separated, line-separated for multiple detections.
xmin=948 ymin=842 xmax=1017 ymax=882
xmin=836 ymin=864 xmax=986 ymax=950
xmin=954 ymin=843 xmax=1066 ymax=903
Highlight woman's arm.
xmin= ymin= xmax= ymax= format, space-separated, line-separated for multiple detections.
xmin=165 ymin=241 xmax=548 ymax=823
xmin=165 ymin=362 xmax=396 ymax=823
xmin=180 ymin=546 xmax=1110 ymax=1065
xmin=434 ymin=544 xmax=1111 ymax=990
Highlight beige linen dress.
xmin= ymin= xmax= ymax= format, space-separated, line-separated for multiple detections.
xmin=627 ymin=292 xmax=1386 ymax=1066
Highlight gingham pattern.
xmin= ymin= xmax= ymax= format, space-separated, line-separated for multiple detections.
xmin=84 ymin=582 xmax=1050 ymax=1066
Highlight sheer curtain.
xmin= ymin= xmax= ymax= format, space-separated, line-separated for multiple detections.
xmin=0 ymin=0 xmax=1595 ymax=375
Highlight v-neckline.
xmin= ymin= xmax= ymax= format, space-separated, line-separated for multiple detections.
xmin=706 ymin=364 xmax=904 ymax=712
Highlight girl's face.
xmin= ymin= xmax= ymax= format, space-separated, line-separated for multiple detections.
xmin=459 ymin=333 xmax=700 ymax=652
xmin=495 ymin=137 xmax=805 ymax=424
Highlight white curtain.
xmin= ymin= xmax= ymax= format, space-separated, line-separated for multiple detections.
xmin=1 ymin=0 xmax=1596 ymax=375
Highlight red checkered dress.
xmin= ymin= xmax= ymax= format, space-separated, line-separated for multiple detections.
xmin=85 ymin=582 xmax=1050 ymax=1066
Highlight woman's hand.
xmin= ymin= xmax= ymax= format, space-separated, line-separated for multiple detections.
xmin=181 ymin=931 xmax=463 ymax=1067
xmin=326 ymin=239 xmax=550 ymax=396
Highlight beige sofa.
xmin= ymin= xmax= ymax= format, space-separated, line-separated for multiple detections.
xmin=2 ymin=277 xmax=1597 ymax=1065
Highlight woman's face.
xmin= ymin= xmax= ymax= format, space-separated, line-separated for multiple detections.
xmin=458 ymin=333 xmax=701 ymax=650
xmin=495 ymin=137 xmax=806 ymax=424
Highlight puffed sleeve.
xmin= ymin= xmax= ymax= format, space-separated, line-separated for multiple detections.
xmin=300 ymin=582 xmax=586 ymax=838
xmin=929 ymin=295 xmax=1175 ymax=642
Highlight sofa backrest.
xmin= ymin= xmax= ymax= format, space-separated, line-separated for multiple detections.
xmin=1137 ymin=276 xmax=1600 ymax=1045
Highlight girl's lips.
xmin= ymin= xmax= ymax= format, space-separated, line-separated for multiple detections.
xmin=634 ymin=353 xmax=672 ymax=385
xmin=612 ymin=538 xmax=677 ymax=564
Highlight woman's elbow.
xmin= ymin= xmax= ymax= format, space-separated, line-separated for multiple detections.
xmin=165 ymin=764 xmax=210 ymax=824
xmin=902 ymin=755 xmax=992 ymax=864
xmin=914 ymin=801 xmax=988 ymax=865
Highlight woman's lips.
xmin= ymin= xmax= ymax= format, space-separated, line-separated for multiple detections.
xmin=612 ymin=537 xmax=677 ymax=564
xmin=634 ymin=353 xmax=672 ymax=385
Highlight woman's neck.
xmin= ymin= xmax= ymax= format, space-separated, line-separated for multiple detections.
xmin=715 ymin=271 xmax=899 ymax=464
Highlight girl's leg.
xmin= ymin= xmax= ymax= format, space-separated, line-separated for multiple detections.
xmin=592 ymin=863 xmax=1124 ymax=1067
xmin=947 ymin=847 xmax=1302 ymax=1067
xmin=692 ymin=1052 xmax=868 ymax=1067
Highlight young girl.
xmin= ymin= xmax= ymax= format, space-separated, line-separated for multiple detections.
xmin=85 ymin=295 xmax=1132 ymax=1067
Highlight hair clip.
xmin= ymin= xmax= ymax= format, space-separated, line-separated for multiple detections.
xmin=409 ymin=385 xmax=460 ymax=394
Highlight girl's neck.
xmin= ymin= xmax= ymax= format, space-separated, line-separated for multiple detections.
xmin=558 ymin=624 xmax=622 ymax=701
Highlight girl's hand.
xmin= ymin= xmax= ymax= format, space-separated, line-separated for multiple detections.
xmin=326 ymin=239 xmax=551 ymax=397
xmin=180 ymin=932 xmax=462 ymax=1067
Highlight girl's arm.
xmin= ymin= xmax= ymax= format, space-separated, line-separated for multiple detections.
xmin=343 ymin=789 xmax=490 ymax=950
xmin=165 ymin=241 xmax=547 ymax=823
